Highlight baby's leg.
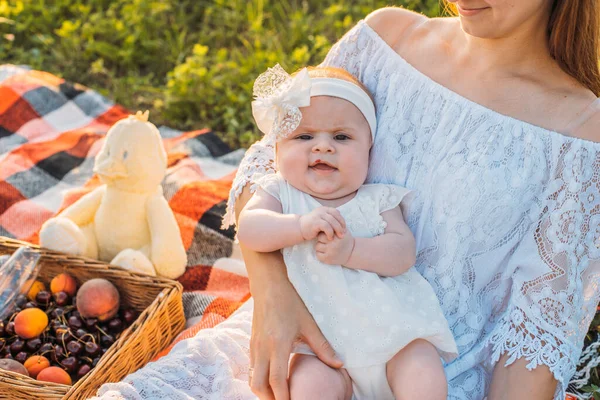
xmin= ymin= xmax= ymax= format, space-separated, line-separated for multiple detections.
xmin=386 ymin=339 xmax=447 ymax=400
xmin=289 ymin=354 xmax=352 ymax=400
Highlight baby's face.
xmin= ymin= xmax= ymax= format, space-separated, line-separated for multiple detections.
xmin=276 ymin=95 xmax=372 ymax=200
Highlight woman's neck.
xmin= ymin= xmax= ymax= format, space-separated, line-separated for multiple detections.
xmin=453 ymin=14 xmax=555 ymax=79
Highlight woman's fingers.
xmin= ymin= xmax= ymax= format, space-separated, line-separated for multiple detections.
xmin=250 ymin=350 xmax=275 ymax=400
xmin=301 ymin=315 xmax=343 ymax=369
xmin=269 ymin=345 xmax=291 ymax=400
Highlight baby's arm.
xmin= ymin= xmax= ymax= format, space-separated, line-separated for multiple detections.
xmin=317 ymin=205 xmax=415 ymax=276
xmin=238 ymin=188 xmax=346 ymax=252
xmin=346 ymin=206 xmax=416 ymax=276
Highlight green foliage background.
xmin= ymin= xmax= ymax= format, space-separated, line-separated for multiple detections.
xmin=0 ymin=0 xmax=442 ymax=148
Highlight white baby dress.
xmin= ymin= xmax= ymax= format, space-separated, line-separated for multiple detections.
xmin=256 ymin=172 xmax=458 ymax=398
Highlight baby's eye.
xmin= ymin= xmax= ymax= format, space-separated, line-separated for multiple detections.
xmin=123 ymin=150 xmax=129 ymax=160
xmin=334 ymin=134 xmax=350 ymax=141
xmin=295 ymin=134 xmax=312 ymax=140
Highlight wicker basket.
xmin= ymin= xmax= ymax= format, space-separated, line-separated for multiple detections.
xmin=0 ymin=237 xmax=186 ymax=400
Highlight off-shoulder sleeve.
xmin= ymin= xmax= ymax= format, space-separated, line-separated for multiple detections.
xmin=222 ymin=21 xmax=374 ymax=228
xmin=318 ymin=20 xmax=375 ymax=82
xmin=484 ymin=140 xmax=600 ymax=398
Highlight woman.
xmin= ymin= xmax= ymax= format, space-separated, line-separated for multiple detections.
xmin=233 ymin=1 xmax=600 ymax=399
xmin=94 ymin=1 xmax=599 ymax=399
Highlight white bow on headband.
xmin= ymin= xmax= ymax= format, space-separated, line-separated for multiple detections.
xmin=251 ymin=64 xmax=312 ymax=141
xmin=252 ymin=64 xmax=377 ymax=141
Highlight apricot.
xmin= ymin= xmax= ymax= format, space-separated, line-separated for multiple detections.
xmin=27 ymin=280 xmax=46 ymax=301
xmin=24 ymin=355 xmax=50 ymax=378
xmin=76 ymin=278 xmax=120 ymax=321
xmin=14 ymin=308 xmax=48 ymax=339
xmin=0 ymin=359 xmax=29 ymax=376
xmin=37 ymin=366 xmax=72 ymax=385
xmin=50 ymin=273 xmax=77 ymax=297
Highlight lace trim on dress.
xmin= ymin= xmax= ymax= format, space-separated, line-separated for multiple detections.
xmin=222 ymin=136 xmax=276 ymax=228
xmin=485 ymin=305 xmax=575 ymax=398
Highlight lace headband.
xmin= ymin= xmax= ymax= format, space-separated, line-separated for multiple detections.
xmin=251 ymin=64 xmax=377 ymax=141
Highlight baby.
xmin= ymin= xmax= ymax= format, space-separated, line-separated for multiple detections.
xmin=237 ymin=64 xmax=458 ymax=400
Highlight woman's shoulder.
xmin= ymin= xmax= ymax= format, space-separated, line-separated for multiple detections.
xmin=364 ymin=7 xmax=427 ymax=47
xmin=365 ymin=7 xmax=456 ymax=58
xmin=571 ymin=105 xmax=600 ymax=142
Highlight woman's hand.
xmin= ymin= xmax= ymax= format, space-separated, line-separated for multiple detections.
xmin=235 ymin=186 xmax=343 ymax=400
xmin=242 ymin=247 xmax=343 ymax=400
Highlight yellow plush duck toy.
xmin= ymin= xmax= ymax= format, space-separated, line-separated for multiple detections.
xmin=39 ymin=111 xmax=187 ymax=279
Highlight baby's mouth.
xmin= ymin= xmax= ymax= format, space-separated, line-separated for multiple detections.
xmin=310 ymin=160 xmax=337 ymax=172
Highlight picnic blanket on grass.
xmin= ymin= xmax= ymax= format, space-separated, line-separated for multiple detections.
xmin=0 ymin=64 xmax=251 ymax=337
xmin=1 ymin=64 xmax=597 ymax=399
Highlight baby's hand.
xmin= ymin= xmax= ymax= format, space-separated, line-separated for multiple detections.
xmin=315 ymin=231 xmax=355 ymax=266
xmin=299 ymin=207 xmax=346 ymax=241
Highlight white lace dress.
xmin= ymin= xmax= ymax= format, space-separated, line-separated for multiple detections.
xmin=93 ymin=20 xmax=600 ymax=400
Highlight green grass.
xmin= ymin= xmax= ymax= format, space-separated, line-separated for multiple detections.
xmin=0 ymin=0 xmax=442 ymax=148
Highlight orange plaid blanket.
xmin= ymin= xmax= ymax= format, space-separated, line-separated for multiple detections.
xmin=0 ymin=65 xmax=250 ymax=351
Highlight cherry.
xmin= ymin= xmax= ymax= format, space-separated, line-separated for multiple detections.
xmin=66 ymin=341 xmax=82 ymax=356
xmin=100 ymin=335 xmax=115 ymax=348
xmin=23 ymin=302 xmax=37 ymax=309
xmin=74 ymin=329 xmax=88 ymax=339
xmin=39 ymin=342 xmax=54 ymax=355
xmin=53 ymin=345 xmax=65 ymax=361
xmin=54 ymin=291 xmax=70 ymax=307
xmin=77 ymin=364 xmax=91 ymax=379
xmin=84 ymin=318 xmax=98 ymax=332
xmin=35 ymin=291 xmax=52 ymax=308
xmin=5 ymin=322 xmax=15 ymax=336
xmin=84 ymin=342 xmax=100 ymax=357
xmin=15 ymin=295 xmax=28 ymax=308
xmin=50 ymin=307 xmax=66 ymax=319
xmin=68 ymin=315 xmax=82 ymax=330
xmin=10 ymin=339 xmax=25 ymax=355
xmin=61 ymin=356 xmax=78 ymax=373
xmin=15 ymin=351 xmax=28 ymax=363
xmin=108 ymin=318 xmax=122 ymax=333
xmin=57 ymin=331 xmax=73 ymax=344
xmin=26 ymin=338 xmax=42 ymax=352
xmin=122 ymin=310 xmax=137 ymax=325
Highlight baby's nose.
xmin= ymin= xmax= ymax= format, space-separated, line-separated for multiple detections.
xmin=312 ymin=138 xmax=335 ymax=153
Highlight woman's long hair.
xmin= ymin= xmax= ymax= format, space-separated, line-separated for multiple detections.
xmin=444 ymin=1 xmax=600 ymax=96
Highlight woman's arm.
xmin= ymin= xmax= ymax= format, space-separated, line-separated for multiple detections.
xmin=487 ymin=353 xmax=557 ymax=400
xmin=235 ymin=186 xmax=343 ymax=400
